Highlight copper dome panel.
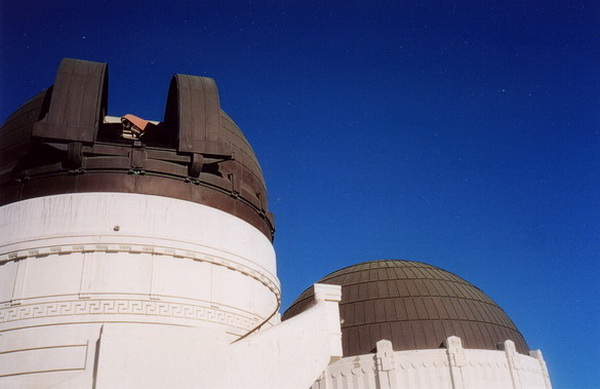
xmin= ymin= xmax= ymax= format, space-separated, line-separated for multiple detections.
xmin=283 ymin=260 xmax=529 ymax=356
xmin=0 ymin=58 xmax=274 ymax=239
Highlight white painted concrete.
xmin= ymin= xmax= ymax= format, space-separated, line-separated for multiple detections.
xmin=311 ymin=337 xmax=552 ymax=389
xmin=93 ymin=283 xmax=342 ymax=389
xmin=1 ymin=193 xmax=298 ymax=387
xmin=0 ymin=193 xmax=279 ymax=336
xmin=0 ymin=284 xmax=342 ymax=388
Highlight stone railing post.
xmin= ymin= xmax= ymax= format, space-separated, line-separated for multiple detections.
xmin=444 ymin=336 xmax=466 ymax=389
xmin=498 ymin=340 xmax=522 ymax=389
xmin=375 ymin=339 xmax=397 ymax=389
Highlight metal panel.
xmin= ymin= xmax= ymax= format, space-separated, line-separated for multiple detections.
xmin=165 ymin=74 xmax=228 ymax=156
xmin=33 ymin=58 xmax=107 ymax=142
xmin=283 ymin=260 xmax=530 ymax=356
xmin=1 ymin=58 xmax=274 ymax=241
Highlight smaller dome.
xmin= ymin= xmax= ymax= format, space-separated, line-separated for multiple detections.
xmin=283 ymin=260 xmax=529 ymax=356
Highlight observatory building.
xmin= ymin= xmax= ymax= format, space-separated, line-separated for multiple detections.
xmin=0 ymin=59 xmax=551 ymax=388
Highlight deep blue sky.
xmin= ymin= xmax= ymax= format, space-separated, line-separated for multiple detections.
xmin=1 ymin=1 xmax=598 ymax=387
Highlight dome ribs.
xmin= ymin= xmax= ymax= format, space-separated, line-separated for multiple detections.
xmin=283 ymin=259 xmax=530 ymax=355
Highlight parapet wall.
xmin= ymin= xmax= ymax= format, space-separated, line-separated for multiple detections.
xmin=311 ymin=336 xmax=551 ymax=389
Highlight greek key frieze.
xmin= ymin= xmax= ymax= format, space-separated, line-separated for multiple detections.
xmin=0 ymin=299 xmax=257 ymax=330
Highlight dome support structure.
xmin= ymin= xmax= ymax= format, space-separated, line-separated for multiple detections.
xmin=0 ymin=58 xmax=274 ymax=239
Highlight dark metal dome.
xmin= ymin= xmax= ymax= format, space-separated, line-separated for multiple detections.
xmin=283 ymin=259 xmax=529 ymax=356
xmin=0 ymin=58 xmax=274 ymax=239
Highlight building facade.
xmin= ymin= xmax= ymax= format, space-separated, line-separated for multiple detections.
xmin=0 ymin=58 xmax=551 ymax=388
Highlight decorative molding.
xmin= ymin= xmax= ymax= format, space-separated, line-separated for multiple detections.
xmin=0 ymin=343 xmax=88 ymax=378
xmin=0 ymin=243 xmax=280 ymax=302
xmin=9 ymin=259 xmax=28 ymax=306
xmin=529 ymin=350 xmax=553 ymax=389
xmin=317 ymin=343 xmax=552 ymax=389
xmin=501 ymin=339 xmax=523 ymax=388
xmin=375 ymin=340 xmax=395 ymax=372
xmin=0 ymin=299 xmax=260 ymax=331
xmin=313 ymin=283 xmax=342 ymax=303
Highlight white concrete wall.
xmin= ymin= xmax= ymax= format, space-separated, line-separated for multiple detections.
xmin=311 ymin=337 xmax=552 ymax=389
xmin=0 ymin=193 xmax=279 ymax=333
xmin=0 ymin=284 xmax=342 ymax=388
xmin=0 ymin=324 xmax=101 ymax=388
xmin=0 ymin=193 xmax=281 ymax=387
xmin=92 ymin=283 xmax=343 ymax=389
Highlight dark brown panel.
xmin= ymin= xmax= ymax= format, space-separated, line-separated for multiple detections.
xmin=358 ymin=326 xmax=371 ymax=354
xmin=367 ymin=281 xmax=378 ymax=300
xmin=1 ymin=58 xmax=275 ymax=240
xmin=433 ymin=297 xmax=450 ymax=319
xmin=394 ymin=299 xmax=408 ymax=321
xmin=376 ymin=278 xmax=390 ymax=298
xmin=431 ymin=320 xmax=447 ymax=346
xmin=373 ymin=299 xmax=386 ymax=323
xmin=383 ymin=299 xmax=397 ymax=322
xmin=354 ymin=301 xmax=365 ymax=326
xmin=390 ymin=320 xmax=407 ymax=351
xmin=342 ymin=302 xmax=355 ymax=324
xmin=283 ymin=260 xmax=530 ymax=356
xmin=165 ymin=74 xmax=227 ymax=156
xmin=415 ymin=297 xmax=429 ymax=320
xmin=423 ymin=297 xmax=439 ymax=319
xmin=0 ymin=90 xmax=48 ymax=170
xmin=33 ymin=58 xmax=107 ymax=143
xmin=379 ymin=323 xmax=393 ymax=344
xmin=348 ymin=284 xmax=360 ymax=301
xmin=343 ymin=327 xmax=359 ymax=356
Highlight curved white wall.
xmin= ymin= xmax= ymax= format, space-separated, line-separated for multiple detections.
xmin=0 ymin=193 xmax=279 ymax=337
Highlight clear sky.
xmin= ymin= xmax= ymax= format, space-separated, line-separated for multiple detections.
xmin=1 ymin=1 xmax=598 ymax=387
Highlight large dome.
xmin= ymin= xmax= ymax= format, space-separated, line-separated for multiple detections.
xmin=0 ymin=58 xmax=274 ymax=239
xmin=283 ymin=259 xmax=529 ymax=356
